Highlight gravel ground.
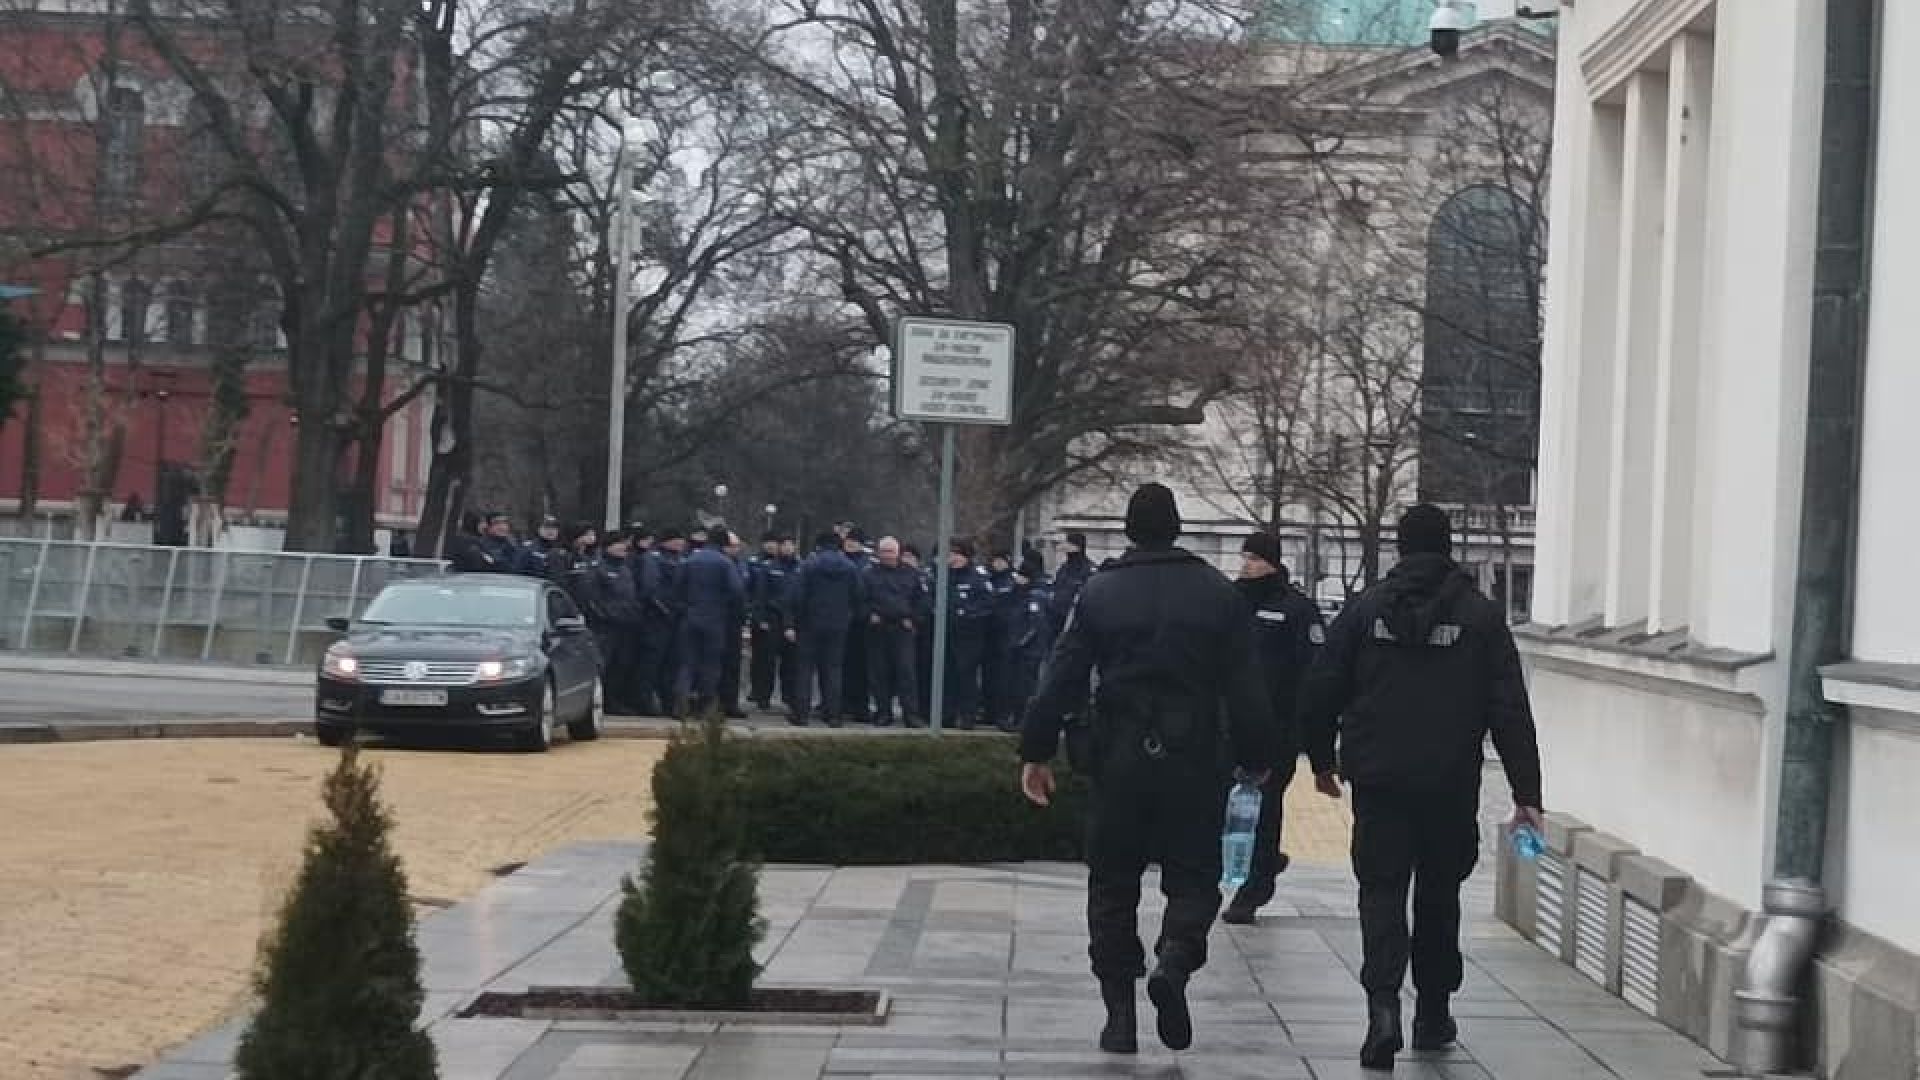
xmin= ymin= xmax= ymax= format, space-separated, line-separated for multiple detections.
xmin=0 ymin=737 xmax=666 ymax=1080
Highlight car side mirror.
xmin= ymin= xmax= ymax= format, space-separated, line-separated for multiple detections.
xmin=553 ymin=614 xmax=588 ymax=634
xmin=325 ymin=616 xmax=351 ymax=634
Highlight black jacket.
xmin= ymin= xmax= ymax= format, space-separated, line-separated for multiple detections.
xmin=583 ymin=556 xmax=648 ymax=627
xmin=863 ymin=562 xmax=925 ymax=624
xmin=1020 ymin=547 xmax=1272 ymax=771
xmin=677 ymin=546 xmax=746 ymax=626
xmin=1048 ymin=552 xmax=1094 ymax=632
xmin=788 ymin=548 xmax=866 ymax=632
xmin=1235 ymin=574 xmax=1324 ymax=763
xmin=1299 ymin=553 xmax=1542 ymax=806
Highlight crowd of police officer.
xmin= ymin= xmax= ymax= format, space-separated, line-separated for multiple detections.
xmin=440 ymin=509 xmax=1099 ymax=727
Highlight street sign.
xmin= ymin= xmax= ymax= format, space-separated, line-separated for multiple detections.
xmin=892 ymin=316 xmax=1015 ymax=426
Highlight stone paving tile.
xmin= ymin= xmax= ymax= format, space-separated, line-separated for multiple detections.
xmin=138 ymin=839 xmax=1738 ymax=1080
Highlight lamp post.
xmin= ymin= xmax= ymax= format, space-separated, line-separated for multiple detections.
xmin=604 ymin=116 xmax=652 ymax=532
xmin=763 ymin=503 xmax=777 ymax=536
xmin=712 ymin=483 xmax=729 ymax=526
xmin=150 ymin=370 xmax=176 ymax=513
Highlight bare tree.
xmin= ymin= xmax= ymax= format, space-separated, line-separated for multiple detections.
xmin=727 ymin=0 xmax=1335 ymax=537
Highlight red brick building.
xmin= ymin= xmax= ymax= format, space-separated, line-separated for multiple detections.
xmin=0 ymin=6 xmax=435 ymax=538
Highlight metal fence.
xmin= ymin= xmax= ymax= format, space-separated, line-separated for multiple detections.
xmin=0 ymin=540 xmax=447 ymax=667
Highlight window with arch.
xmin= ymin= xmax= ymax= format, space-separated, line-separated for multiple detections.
xmin=1418 ymin=183 xmax=1543 ymax=509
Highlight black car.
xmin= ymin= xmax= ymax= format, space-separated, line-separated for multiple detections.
xmin=315 ymin=574 xmax=603 ymax=751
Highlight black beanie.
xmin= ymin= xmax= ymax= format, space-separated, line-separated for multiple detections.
xmin=1066 ymin=531 xmax=1087 ymax=552
xmin=1124 ymin=483 xmax=1181 ymax=549
xmin=1241 ymin=531 xmax=1284 ymax=567
xmin=1397 ymin=503 xmax=1454 ymax=557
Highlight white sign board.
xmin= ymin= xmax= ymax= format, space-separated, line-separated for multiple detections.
xmin=892 ymin=316 xmax=1014 ymax=426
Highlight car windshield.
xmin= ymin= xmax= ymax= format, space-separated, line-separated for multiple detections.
xmin=359 ymin=584 xmax=538 ymax=628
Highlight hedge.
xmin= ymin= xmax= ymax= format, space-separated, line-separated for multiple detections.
xmin=725 ymin=734 xmax=1093 ymax=865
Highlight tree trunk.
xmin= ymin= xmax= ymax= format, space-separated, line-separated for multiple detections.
xmin=18 ymin=375 xmax=40 ymax=521
xmin=414 ymin=282 xmax=481 ymax=558
xmin=284 ymin=416 xmax=343 ymax=551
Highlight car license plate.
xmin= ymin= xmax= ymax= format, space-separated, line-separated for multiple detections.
xmin=381 ymin=688 xmax=448 ymax=707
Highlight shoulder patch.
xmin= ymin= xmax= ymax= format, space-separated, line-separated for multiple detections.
xmin=1309 ymin=624 xmax=1326 ymax=645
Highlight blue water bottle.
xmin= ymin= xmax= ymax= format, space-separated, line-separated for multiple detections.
xmin=1220 ymin=782 xmax=1264 ymax=890
xmin=1511 ymin=822 xmax=1546 ymax=861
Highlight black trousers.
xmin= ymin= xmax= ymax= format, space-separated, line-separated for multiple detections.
xmin=944 ymin=618 xmax=989 ymax=724
xmin=793 ymin=626 xmax=848 ymax=720
xmin=718 ymin=621 xmax=743 ymax=710
xmin=673 ymin=616 xmax=727 ymax=703
xmin=841 ymin=620 xmax=869 ymax=720
xmin=1086 ymin=743 xmax=1228 ymax=982
xmin=914 ymin=625 xmax=935 ymax=719
xmin=749 ymin=622 xmax=791 ymax=706
xmin=595 ymin=625 xmax=647 ymax=713
xmin=1231 ymin=753 xmax=1300 ymax=910
xmin=643 ymin=615 xmax=680 ymax=713
xmin=1351 ymin=783 xmax=1481 ymax=1000
xmin=867 ymin=622 xmax=918 ymax=720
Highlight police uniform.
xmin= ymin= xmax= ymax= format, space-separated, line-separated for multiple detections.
xmin=1020 ymin=485 xmax=1272 ymax=1055
xmin=943 ymin=553 xmax=995 ymax=729
xmin=1222 ymin=540 xmax=1325 ymax=923
xmin=1299 ymin=505 xmax=1542 ymax=1070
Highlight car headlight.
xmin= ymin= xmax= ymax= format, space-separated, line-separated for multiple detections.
xmin=322 ymin=647 xmax=359 ymax=680
xmin=476 ymin=656 xmax=536 ymax=682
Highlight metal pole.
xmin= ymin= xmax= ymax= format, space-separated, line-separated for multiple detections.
xmin=928 ymin=425 xmax=956 ymax=734
xmin=603 ymin=147 xmax=635 ymax=533
xmin=68 ymin=542 xmax=98 ymax=653
xmin=151 ymin=546 xmax=180 ymax=658
xmin=285 ymin=554 xmax=314 ymax=665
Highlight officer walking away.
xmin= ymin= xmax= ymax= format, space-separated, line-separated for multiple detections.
xmin=1300 ymin=504 xmax=1544 ymax=1071
xmin=785 ymin=532 xmax=866 ymax=727
xmin=1019 ymin=484 xmax=1274 ymax=1056
xmin=1048 ymin=531 xmax=1094 ymax=638
xmin=983 ymin=551 xmax=1019 ymax=730
xmin=863 ymin=536 xmax=923 ymax=727
xmin=1220 ymin=532 xmax=1324 ymax=925
xmin=943 ymin=541 xmax=995 ymax=730
xmin=582 ymin=531 xmax=650 ymax=715
xmin=672 ymin=527 xmax=747 ymax=718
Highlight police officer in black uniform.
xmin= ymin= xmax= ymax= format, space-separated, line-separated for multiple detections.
xmin=943 ymin=541 xmax=995 ymax=730
xmin=1019 ymin=484 xmax=1274 ymax=1056
xmin=1300 ymin=504 xmax=1544 ymax=1071
xmin=581 ymin=531 xmax=650 ymax=715
xmin=1221 ymin=531 xmax=1325 ymax=925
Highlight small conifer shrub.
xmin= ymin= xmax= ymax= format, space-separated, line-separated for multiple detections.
xmin=235 ymin=746 xmax=437 ymax=1080
xmin=615 ymin=710 xmax=766 ymax=1006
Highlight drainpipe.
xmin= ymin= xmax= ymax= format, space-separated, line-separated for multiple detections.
xmin=1733 ymin=0 xmax=1880 ymax=1074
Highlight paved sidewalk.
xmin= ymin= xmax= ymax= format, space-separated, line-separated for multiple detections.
xmin=137 ymin=843 xmax=1727 ymax=1080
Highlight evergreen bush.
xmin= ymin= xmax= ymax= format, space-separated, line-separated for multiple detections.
xmin=616 ymin=711 xmax=766 ymax=1006
xmin=235 ymin=746 xmax=437 ymax=1080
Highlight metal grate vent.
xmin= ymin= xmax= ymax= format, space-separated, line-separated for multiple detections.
xmin=1622 ymin=897 xmax=1662 ymax=1016
xmin=1574 ymin=868 xmax=1610 ymax=986
xmin=1535 ymin=849 xmax=1567 ymax=958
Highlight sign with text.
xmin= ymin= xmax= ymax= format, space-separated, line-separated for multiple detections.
xmin=892 ymin=316 xmax=1014 ymax=426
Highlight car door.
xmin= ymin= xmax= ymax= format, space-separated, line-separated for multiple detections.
xmin=544 ymin=587 xmax=597 ymax=710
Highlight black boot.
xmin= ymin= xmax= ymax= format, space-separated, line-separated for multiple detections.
xmin=1411 ymin=997 xmax=1457 ymax=1053
xmin=1360 ymin=992 xmax=1403 ymax=1070
xmin=1146 ymin=962 xmax=1194 ymax=1051
xmin=1098 ymin=979 xmax=1137 ymax=1054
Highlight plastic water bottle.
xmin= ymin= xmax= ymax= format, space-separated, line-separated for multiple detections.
xmin=1511 ymin=822 xmax=1546 ymax=861
xmin=1220 ymin=782 xmax=1264 ymax=890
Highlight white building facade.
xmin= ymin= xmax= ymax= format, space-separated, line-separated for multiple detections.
xmin=1504 ymin=0 xmax=1920 ymax=1074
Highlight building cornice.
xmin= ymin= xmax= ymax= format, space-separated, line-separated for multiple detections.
xmin=1578 ymin=0 xmax=1715 ymax=102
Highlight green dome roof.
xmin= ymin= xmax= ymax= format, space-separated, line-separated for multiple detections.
xmin=1258 ymin=0 xmax=1463 ymax=46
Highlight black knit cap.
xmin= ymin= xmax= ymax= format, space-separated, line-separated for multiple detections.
xmin=1123 ymin=483 xmax=1181 ymax=549
xmin=1397 ymin=503 xmax=1454 ymax=557
xmin=1065 ymin=531 xmax=1087 ymax=551
xmin=1241 ymin=531 xmax=1283 ymax=567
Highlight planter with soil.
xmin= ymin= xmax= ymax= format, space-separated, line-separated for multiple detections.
xmin=459 ymin=985 xmax=890 ymax=1026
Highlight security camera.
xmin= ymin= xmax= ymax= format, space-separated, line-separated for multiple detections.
xmin=1430 ymin=0 xmax=1466 ymax=57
